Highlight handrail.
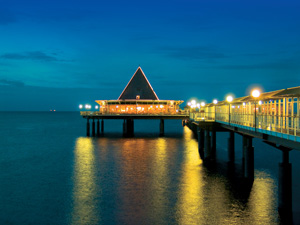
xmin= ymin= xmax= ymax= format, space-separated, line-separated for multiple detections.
xmin=80 ymin=111 xmax=189 ymax=116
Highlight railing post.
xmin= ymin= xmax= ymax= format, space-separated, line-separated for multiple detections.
xmin=281 ymin=116 xmax=283 ymax=137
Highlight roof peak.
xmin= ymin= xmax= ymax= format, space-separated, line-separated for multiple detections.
xmin=118 ymin=67 xmax=159 ymax=100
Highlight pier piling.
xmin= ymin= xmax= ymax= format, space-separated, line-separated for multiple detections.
xmin=211 ymin=130 xmax=216 ymax=156
xmin=205 ymin=129 xmax=212 ymax=160
xmin=92 ymin=119 xmax=95 ymax=137
xmin=101 ymin=119 xmax=104 ymax=134
xmin=160 ymin=119 xmax=164 ymax=136
xmin=97 ymin=119 xmax=100 ymax=136
xmin=278 ymin=150 xmax=292 ymax=220
xmin=86 ymin=118 xmax=90 ymax=137
xmin=197 ymin=127 xmax=204 ymax=159
xmin=243 ymin=135 xmax=254 ymax=182
xmin=228 ymin=131 xmax=235 ymax=164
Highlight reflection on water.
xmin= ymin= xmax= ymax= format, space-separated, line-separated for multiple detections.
xmin=71 ymin=128 xmax=279 ymax=224
xmin=248 ymin=171 xmax=278 ymax=224
xmin=176 ymin=127 xmax=205 ymax=224
xmin=71 ymin=137 xmax=100 ymax=225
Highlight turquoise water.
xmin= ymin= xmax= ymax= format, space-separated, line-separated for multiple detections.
xmin=0 ymin=112 xmax=299 ymax=224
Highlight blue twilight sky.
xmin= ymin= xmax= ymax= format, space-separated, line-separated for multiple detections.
xmin=0 ymin=0 xmax=300 ymax=111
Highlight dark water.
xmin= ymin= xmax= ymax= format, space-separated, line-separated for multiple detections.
xmin=1 ymin=112 xmax=300 ymax=224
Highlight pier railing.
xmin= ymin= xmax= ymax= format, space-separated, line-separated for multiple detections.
xmin=80 ymin=111 xmax=189 ymax=117
xmin=189 ymin=91 xmax=300 ymax=142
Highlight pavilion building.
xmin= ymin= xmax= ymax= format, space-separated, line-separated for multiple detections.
xmin=96 ymin=67 xmax=183 ymax=114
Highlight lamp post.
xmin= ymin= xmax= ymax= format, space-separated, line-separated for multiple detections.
xmin=213 ymin=99 xmax=218 ymax=120
xmin=187 ymin=102 xmax=191 ymax=118
xmin=226 ymin=96 xmax=233 ymax=125
xmin=251 ymin=89 xmax=261 ymax=132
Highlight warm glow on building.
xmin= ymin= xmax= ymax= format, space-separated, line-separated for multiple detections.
xmin=94 ymin=67 xmax=183 ymax=115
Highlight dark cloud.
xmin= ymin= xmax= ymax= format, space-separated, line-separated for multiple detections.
xmin=0 ymin=51 xmax=62 ymax=62
xmin=159 ymin=46 xmax=226 ymax=60
xmin=0 ymin=79 xmax=25 ymax=87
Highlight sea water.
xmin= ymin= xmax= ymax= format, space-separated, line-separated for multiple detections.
xmin=0 ymin=112 xmax=300 ymax=224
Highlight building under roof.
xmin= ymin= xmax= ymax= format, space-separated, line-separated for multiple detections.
xmin=96 ymin=67 xmax=183 ymax=114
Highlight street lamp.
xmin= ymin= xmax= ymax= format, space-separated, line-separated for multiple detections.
xmin=251 ymin=89 xmax=261 ymax=132
xmin=196 ymin=103 xmax=200 ymax=112
xmin=226 ymin=95 xmax=233 ymax=125
xmin=213 ymin=99 xmax=218 ymax=120
xmin=79 ymin=104 xmax=83 ymax=109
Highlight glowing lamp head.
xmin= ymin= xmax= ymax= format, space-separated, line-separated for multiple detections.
xmin=160 ymin=105 xmax=163 ymax=108
xmin=191 ymin=100 xmax=196 ymax=105
xmin=79 ymin=104 xmax=83 ymax=109
xmin=85 ymin=104 xmax=89 ymax=109
xmin=251 ymin=89 xmax=260 ymax=98
xmin=196 ymin=103 xmax=200 ymax=108
xmin=226 ymin=96 xmax=233 ymax=103
xmin=187 ymin=102 xmax=191 ymax=106
xmin=201 ymin=102 xmax=205 ymax=107
xmin=259 ymin=101 xmax=262 ymax=105
xmin=213 ymin=99 xmax=218 ymax=104
xmin=95 ymin=105 xmax=99 ymax=109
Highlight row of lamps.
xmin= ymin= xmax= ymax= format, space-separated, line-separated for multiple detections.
xmin=79 ymin=104 xmax=99 ymax=110
xmin=187 ymin=89 xmax=261 ymax=130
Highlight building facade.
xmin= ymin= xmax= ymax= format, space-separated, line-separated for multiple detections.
xmin=96 ymin=67 xmax=183 ymax=114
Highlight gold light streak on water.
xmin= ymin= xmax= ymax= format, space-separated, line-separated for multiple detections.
xmin=117 ymin=138 xmax=151 ymax=224
xmin=176 ymin=127 xmax=206 ymax=224
xmin=150 ymin=138 xmax=169 ymax=223
xmin=71 ymin=137 xmax=100 ymax=225
xmin=247 ymin=171 xmax=278 ymax=224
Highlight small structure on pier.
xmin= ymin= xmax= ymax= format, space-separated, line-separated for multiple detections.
xmin=81 ymin=67 xmax=187 ymax=137
xmin=96 ymin=67 xmax=183 ymax=114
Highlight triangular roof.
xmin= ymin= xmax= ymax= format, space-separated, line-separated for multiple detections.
xmin=118 ymin=67 xmax=159 ymax=100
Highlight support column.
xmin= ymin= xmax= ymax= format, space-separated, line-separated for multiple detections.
xmin=101 ymin=119 xmax=104 ymax=134
xmin=159 ymin=119 xmax=164 ymax=136
xmin=92 ymin=119 xmax=95 ymax=137
xmin=243 ymin=135 xmax=254 ymax=182
xmin=198 ymin=127 xmax=204 ymax=159
xmin=211 ymin=130 xmax=216 ymax=159
xmin=86 ymin=118 xmax=90 ymax=137
xmin=204 ymin=129 xmax=212 ymax=160
xmin=123 ymin=119 xmax=127 ymax=137
xmin=130 ymin=119 xmax=134 ymax=136
xmin=278 ymin=150 xmax=292 ymax=220
xmin=228 ymin=131 xmax=235 ymax=163
xmin=124 ymin=119 xmax=134 ymax=137
xmin=97 ymin=119 xmax=100 ymax=136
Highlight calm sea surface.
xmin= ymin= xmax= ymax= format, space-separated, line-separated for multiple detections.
xmin=1 ymin=112 xmax=300 ymax=224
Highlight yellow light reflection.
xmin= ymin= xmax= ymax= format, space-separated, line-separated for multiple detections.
xmin=247 ymin=171 xmax=278 ymax=224
xmin=176 ymin=127 xmax=205 ymax=224
xmin=71 ymin=137 xmax=100 ymax=225
xmin=151 ymin=138 xmax=169 ymax=222
xmin=118 ymin=139 xmax=151 ymax=224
